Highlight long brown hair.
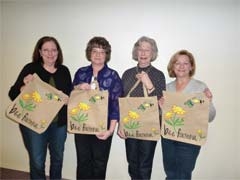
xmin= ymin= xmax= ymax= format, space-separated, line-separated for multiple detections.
xmin=32 ymin=36 xmax=63 ymax=67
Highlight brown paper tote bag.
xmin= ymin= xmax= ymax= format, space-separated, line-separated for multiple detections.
xmin=161 ymin=91 xmax=209 ymax=146
xmin=119 ymin=80 xmax=160 ymax=141
xmin=6 ymin=73 xmax=68 ymax=134
xmin=67 ymin=88 xmax=108 ymax=135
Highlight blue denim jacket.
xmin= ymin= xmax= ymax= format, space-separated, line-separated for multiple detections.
xmin=73 ymin=64 xmax=123 ymax=123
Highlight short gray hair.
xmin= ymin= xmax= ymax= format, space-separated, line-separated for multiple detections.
xmin=132 ymin=36 xmax=158 ymax=61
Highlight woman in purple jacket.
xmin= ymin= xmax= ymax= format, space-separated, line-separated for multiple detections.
xmin=73 ymin=36 xmax=123 ymax=180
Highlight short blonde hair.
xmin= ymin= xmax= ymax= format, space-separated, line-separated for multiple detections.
xmin=167 ymin=49 xmax=196 ymax=78
xmin=132 ymin=36 xmax=158 ymax=61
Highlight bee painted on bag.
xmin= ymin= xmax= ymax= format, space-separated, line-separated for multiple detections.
xmin=45 ymin=93 xmax=61 ymax=101
xmin=138 ymin=101 xmax=154 ymax=111
xmin=89 ymin=94 xmax=104 ymax=103
xmin=184 ymin=97 xmax=204 ymax=108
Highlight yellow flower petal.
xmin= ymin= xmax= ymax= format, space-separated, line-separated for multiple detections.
xmin=78 ymin=102 xmax=90 ymax=111
xmin=41 ymin=119 xmax=47 ymax=124
xmin=99 ymin=120 xmax=104 ymax=126
xmin=70 ymin=107 xmax=79 ymax=115
xmin=22 ymin=93 xmax=31 ymax=100
xmin=197 ymin=129 xmax=203 ymax=135
xmin=128 ymin=111 xmax=140 ymax=119
xmin=32 ymin=91 xmax=42 ymax=103
xmin=165 ymin=112 xmax=173 ymax=120
xmin=123 ymin=117 xmax=129 ymax=123
xmin=172 ymin=105 xmax=185 ymax=115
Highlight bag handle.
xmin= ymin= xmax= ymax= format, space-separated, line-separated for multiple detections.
xmin=127 ymin=80 xmax=148 ymax=97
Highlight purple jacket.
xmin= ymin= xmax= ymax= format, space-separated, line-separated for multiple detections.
xmin=73 ymin=64 xmax=123 ymax=124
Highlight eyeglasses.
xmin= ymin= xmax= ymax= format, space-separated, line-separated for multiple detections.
xmin=91 ymin=49 xmax=106 ymax=56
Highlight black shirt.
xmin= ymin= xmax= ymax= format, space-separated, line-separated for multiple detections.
xmin=8 ymin=62 xmax=72 ymax=126
xmin=122 ymin=65 xmax=166 ymax=98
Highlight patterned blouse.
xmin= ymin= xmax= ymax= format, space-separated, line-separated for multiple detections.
xmin=73 ymin=64 xmax=123 ymax=123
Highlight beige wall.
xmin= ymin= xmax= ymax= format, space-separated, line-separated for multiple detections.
xmin=237 ymin=0 xmax=240 ymax=174
xmin=0 ymin=0 xmax=3 ymax=170
xmin=1 ymin=0 xmax=239 ymax=179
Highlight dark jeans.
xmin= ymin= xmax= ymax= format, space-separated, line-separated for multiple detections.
xmin=161 ymin=138 xmax=201 ymax=180
xmin=20 ymin=123 xmax=67 ymax=180
xmin=125 ymin=138 xmax=157 ymax=180
xmin=75 ymin=134 xmax=113 ymax=180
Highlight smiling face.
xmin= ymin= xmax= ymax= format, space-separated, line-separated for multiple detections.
xmin=39 ymin=40 xmax=58 ymax=66
xmin=137 ymin=41 xmax=153 ymax=68
xmin=173 ymin=54 xmax=193 ymax=78
xmin=90 ymin=47 xmax=106 ymax=66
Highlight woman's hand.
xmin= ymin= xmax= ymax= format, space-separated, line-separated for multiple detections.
xmin=117 ymin=129 xmax=127 ymax=139
xmin=62 ymin=96 xmax=69 ymax=105
xmin=20 ymin=74 xmax=34 ymax=92
xmin=74 ymin=83 xmax=91 ymax=90
xmin=136 ymin=71 xmax=154 ymax=92
xmin=96 ymin=130 xmax=113 ymax=140
xmin=96 ymin=120 xmax=117 ymax=140
xmin=23 ymin=74 xmax=34 ymax=85
xmin=158 ymin=96 xmax=165 ymax=109
xmin=204 ymin=88 xmax=213 ymax=101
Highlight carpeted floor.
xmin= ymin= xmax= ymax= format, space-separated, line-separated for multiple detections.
xmin=0 ymin=167 xmax=30 ymax=179
xmin=0 ymin=167 xmax=69 ymax=180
